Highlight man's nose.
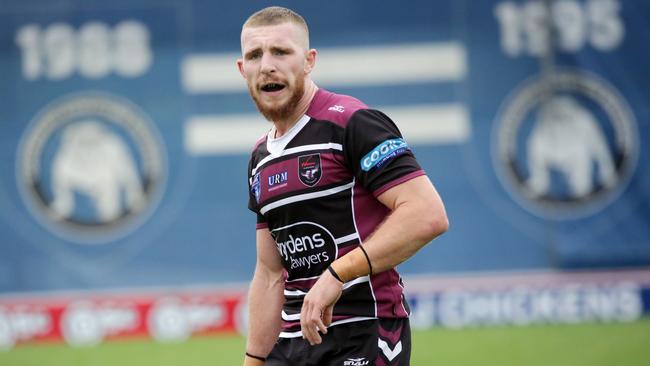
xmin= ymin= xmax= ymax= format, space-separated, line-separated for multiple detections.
xmin=260 ymin=53 xmax=277 ymax=73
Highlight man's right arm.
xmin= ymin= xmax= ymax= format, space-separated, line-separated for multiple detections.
xmin=244 ymin=228 xmax=285 ymax=365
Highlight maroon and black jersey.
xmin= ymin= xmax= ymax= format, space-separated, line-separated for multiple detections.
xmin=247 ymin=89 xmax=425 ymax=338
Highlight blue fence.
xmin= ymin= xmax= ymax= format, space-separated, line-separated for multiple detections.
xmin=1 ymin=0 xmax=649 ymax=294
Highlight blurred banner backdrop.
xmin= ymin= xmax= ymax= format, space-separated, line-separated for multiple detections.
xmin=1 ymin=0 xmax=649 ymax=346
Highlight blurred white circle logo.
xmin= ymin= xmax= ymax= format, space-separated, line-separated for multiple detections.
xmin=16 ymin=92 xmax=166 ymax=243
xmin=0 ymin=310 xmax=13 ymax=350
xmin=148 ymin=298 xmax=191 ymax=343
xmin=61 ymin=302 xmax=103 ymax=347
xmin=492 ymin=69 xmax=638 ymax=219
xmin=148 ymin=297 xmax=225 ymax=343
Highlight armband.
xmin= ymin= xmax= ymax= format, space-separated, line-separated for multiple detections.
xmin=327 ymin=266 xmax=344 ymax=283
xmin=358 ymin=244 xmax=373 ymax=275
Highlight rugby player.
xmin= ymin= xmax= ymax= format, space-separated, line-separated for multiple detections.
xmin=237 ymin=6 xmax=448 ymax=365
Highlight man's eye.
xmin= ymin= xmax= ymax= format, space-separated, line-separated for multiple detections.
xmin=248 ymin=52 xmax=261 ymax=60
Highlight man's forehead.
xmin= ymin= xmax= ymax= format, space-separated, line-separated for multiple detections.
xmin=241 ymin=22 xmax=307 ymax=50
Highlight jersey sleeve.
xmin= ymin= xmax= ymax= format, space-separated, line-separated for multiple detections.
xmin=344 ymin=109 xmax=424 ymax=195
xmin=247 ymin=156 xmax=268 ymax=229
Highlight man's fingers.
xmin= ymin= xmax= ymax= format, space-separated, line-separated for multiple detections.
xmin=304 ymin=306 xmax=323 ymax=345
xmin=312 ymin=307 xmax=327 ymax=335
xmin=300 ymin=301 xmax=327 ymax=346
xmin=322 ymin=306 xmax=333 ymax=327
xmin=300 ymin=302 xmax=317 ymax=345
xmin=299 ymin=303 xmax=310 ymax=341
xmin=299 ymin=275 xmax=344 ymax=346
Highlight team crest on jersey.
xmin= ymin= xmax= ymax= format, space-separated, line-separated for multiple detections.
xmin=298 ymin=154 xmax=322 ymax=187
xmin=492 ymin=69 xmax=638 ymax=219
xmin=16 ymin=92 xmax=167 ymax=243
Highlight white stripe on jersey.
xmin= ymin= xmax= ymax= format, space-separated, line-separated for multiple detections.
xmin=285 ymin=274 xmax=320 ymax=283
xmin=260 ymin=181 xmax=354 ymax=215
xmin=278 ymin=316 xmax=377 ymax=338
xmin=343 ymin=273 xmax=371 ymax=289
xmin=334 ymin=233 xmax=360 ymax=245
xmin=252 ymin=142 xmax=343 ymax=176
xmin=282 ymin=310 xmax=301 ymax=321
xmin=350 ymin=177 xmax=378 ymax=318
xmin=283 ymin=276 xmax=370 ymax=297
xmin=284 ymin=288 xmax=307 ymax=297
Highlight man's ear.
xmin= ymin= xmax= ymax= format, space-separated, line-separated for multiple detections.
xmin=236 ymin=59 xmax=246 ymax=79
xmin=304 ymin=49 xmax=317 ymax=74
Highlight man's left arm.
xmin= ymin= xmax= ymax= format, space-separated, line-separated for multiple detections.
xmin=299 ymin=174 xmax=448 ymax=345
xmin=357 ymin=174 xmax=448 ymax=271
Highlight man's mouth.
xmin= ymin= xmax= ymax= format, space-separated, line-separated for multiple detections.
xmin=260 ymin=83 xmax=286 ymax=92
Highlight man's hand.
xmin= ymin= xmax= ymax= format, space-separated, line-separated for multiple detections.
xmin=299 ymin=269 xmax=343 ymax=345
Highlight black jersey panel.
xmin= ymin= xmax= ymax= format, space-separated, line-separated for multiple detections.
xmin=285 ymin=118 xmax=345 ymax=149
xmin=344 ymin=109 xmax=422 ymax=193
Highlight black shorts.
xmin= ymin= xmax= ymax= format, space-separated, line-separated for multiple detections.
xmin=266 ymin=318 xmax=411 ymax=366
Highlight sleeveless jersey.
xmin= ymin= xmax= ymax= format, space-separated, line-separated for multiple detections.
xmin=247 ymin=89 xmax=425 ymax=338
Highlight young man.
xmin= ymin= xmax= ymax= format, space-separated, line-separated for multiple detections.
xmin=237 ymin=6 xmax=448 ymax=366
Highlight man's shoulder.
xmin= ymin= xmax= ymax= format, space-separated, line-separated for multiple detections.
xmin=307 ymin=89 xmax=368 ymax=127
xmin=251 ymin=132 xmax=267 ymax=150
xmin=248 ymin=132 xmax=268 ymax=162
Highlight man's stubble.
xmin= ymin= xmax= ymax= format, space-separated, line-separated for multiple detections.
xmin=249 ymin=72 xmax=305 ymax=123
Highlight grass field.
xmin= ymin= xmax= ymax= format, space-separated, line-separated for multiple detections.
xmin=2 ymin=318 xmax=650 ymax=366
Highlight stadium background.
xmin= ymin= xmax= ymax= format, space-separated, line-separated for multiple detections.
xmin=1 ymin=0 xmax=649 ymax=363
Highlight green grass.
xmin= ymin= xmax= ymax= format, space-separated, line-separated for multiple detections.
xmin=410 ymin=319 xmax=650 ymax=366
xmin=2 ymin=319 xmax=650 ymax=366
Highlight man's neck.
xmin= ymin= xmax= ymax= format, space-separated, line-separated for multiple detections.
xmin=273 ymin=81 xmax=318 ymax=138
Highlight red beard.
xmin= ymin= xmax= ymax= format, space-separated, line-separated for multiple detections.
xmin=249 ymin=73 xmax=305 ymax=122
